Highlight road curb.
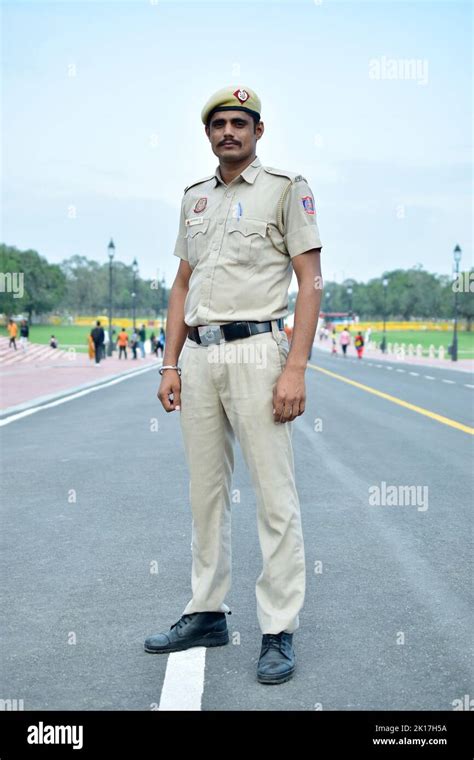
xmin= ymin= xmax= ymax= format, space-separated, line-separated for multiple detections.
xmin=0 ymin=362 xmax=160 ymax=420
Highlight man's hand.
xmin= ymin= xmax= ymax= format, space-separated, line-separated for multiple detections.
xmin=157 ymin=369 xmax=182 ymax=412
xmin=272 ymin=366 xmax=306 ymax=423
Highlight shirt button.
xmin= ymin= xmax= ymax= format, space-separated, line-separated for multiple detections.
xmin=225 ymin=192 xmax=232 ymax=198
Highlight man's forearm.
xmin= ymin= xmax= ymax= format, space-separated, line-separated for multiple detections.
xmin=286 ymin=280 xmax=322 ymax=371
xmin=162 ymin=281 xmax=189 ymax=365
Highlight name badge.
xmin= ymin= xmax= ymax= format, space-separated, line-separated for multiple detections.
xmin=185 ymin=217 xmax=204 ymax=227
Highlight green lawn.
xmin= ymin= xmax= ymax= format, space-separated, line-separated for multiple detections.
xmin=6 ymin=325 xmax=92 ymax=352
xmin=368 ymin=330 xmax=474 ymax=358
xmin=2 ymin=324 xmax=138 ymax=353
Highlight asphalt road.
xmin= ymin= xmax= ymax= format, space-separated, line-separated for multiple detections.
xmin=1 ymin=351 xmax=473 ymax=711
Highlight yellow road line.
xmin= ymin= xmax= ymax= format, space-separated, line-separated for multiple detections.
xmin=308 ymin=363 xmax=474 ymax=436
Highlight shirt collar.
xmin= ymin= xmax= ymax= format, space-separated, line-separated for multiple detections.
xmin=214 ymin=156 xmax=262 ymax=187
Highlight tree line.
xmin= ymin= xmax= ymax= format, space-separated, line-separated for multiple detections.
xmin=0 ymin=246 xmax=168 ymax=322
xmin=0 ymin=244 xmax=472 ymax=328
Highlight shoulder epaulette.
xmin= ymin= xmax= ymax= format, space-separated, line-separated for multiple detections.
xmin=269 ymin=168 xmax=309 ymax=236
xmin=184 ymin=175 xmax=215 ymax=194
xmin=263 ymin=166 xmax=307 ymax=184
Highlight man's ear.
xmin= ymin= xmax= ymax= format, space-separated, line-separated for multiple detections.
xmin=205 ymin=125 xmax=211 ymax=141
xmin=255 ymin=120 xmax=264 ymax=141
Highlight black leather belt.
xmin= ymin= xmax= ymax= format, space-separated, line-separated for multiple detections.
xmin=188 ymin=318 xmax=284 ymax=345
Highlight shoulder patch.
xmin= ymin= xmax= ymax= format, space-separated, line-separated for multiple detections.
xmin=184 ymin=174 xmax=215 ymax=194
xmin=263 ymin=166 xmax=307 ymax=184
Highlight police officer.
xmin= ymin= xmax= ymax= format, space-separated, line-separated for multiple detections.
xmin=145 ymin=85 xmax=323 ymax=685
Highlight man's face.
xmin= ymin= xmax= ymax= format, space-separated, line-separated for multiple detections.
xmin=205 ymin=110 xmax=264 ymax=162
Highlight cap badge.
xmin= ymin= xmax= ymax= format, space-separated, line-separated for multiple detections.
xmin=233 ymin=88 xmax=249 ymax=103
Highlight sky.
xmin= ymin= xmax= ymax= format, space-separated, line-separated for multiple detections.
xmin=2 ymin=0 xmax=472 ymax=289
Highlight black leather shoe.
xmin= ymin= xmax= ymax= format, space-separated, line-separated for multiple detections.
xmin=144 ymin=612 xmax=229 ymax=653
xmin=257 ymin=632 xmax=295 ymax=684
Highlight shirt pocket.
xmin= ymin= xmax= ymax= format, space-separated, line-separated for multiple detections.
xmin=226 ymin=218 xmax=267 ymax=265
xmin=185 ymin=218 xmax=210 ymax=267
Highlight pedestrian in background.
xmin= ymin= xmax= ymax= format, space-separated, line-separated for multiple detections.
xmin=156 ymin=327 xmax=166 ymax=357
xmin=103 ymin=328 xmax=109 ymax=360
xmin=130 ymin=329 xmax=139 ymax=360
xmin=354 ymin=331 xmax=365 ymax=359
xmin=117 ymin=328 xmax=128 ymax=359
xmin=7 ymin=319 xmax=17 ymax=350
xmin=88 ymin=333 xmax=95 ymax=361
xmin=90 ymin=321 xmax=105 ymax=365
xmin=340 ymin=327 xmax=351 ymax=357
xmin=138 ymin=324 xmax=146 ymax=358
xmin=19 ymin=319 xmax=29 ymax=352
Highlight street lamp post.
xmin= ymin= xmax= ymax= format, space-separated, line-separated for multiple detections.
xmin=347 ymin=286 xmax=353 ymax=320
xmin=324 ymin=290 xmax=330 ymax=320
xmin=381 ymin=277 xmax=388 ymax=353
xmin=107 ymin=239 xmax=115 ymax=356
xmin=160 ymin=276 xmax=166 ymax=328
xmin=132 ymin=257 xmax=138 ymax=331
xmin=451 ymin=245 xmax=462 ymax=362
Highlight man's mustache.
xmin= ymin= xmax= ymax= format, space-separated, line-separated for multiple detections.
xmin=218 ymin=140 xmax=241 ymax=147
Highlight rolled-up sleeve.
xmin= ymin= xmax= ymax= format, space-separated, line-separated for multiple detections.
xmin=283 ymin=179 xmax=323 ymax=258
xmin=173 ymin=196 xmax=189 ymax=261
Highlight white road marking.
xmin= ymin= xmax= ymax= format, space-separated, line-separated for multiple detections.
xmin=409 ymin=372 xmax=419 ymax=376
xmin=386 ymin=366 xmax=393 ymax=370
xmin=464 ymin=384 xmax=474 ymax=389
xmin=442 ymin=379 xmax=455 ymax=384
xmin=396 ymin=369 xmax=405 ymax=373
xmin=0 ymin=365 xmax=157 ymax=426
xmin=424 ymin=376 xmax=435 ymax=380
xmin=158 ymin=648 xmax=206 ymax=711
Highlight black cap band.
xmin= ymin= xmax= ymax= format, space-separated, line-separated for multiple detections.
xmin=206 ymin=105 xmax=261 ymax=124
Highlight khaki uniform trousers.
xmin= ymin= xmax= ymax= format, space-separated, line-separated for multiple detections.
xmin=179 ymin=320 xmax=305 ymax=634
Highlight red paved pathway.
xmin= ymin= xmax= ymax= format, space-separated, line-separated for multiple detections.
xmin=0 ymin=338 xmax=161 ymax=412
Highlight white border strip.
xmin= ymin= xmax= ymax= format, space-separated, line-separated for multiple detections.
xmin=158 ymin=648 xmax=206 ymax=711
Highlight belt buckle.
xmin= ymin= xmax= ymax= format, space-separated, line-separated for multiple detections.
xmin=197 ymin=324 xmax=222 ymax=346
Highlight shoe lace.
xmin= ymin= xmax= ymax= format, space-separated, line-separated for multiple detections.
xmin=262 ymin=633 xmax=283 ymax=651
xmin=170 ymin=614 xmax=195 ymax=632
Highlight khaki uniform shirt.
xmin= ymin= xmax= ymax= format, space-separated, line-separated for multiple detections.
xmin=173 ymin=156 xmax=322 ymax=326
